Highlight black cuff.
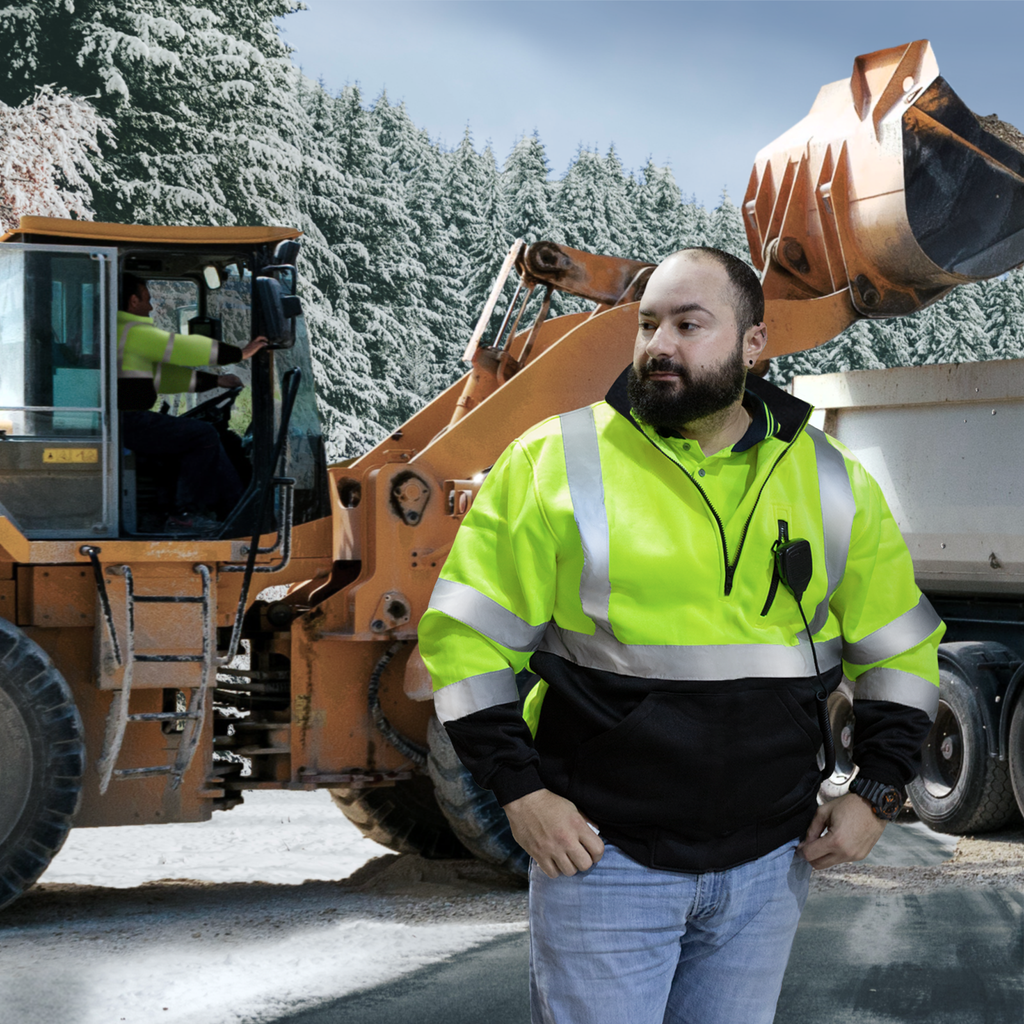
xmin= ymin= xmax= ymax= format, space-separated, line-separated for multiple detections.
xmin=491 ymin=765 xmax=546 ymax=807
xmin=852 ymin=699 xmax=933 ymax=792
xmin=218 ymin=341 xmax=243 ymax=364
xmin=194 ymin=370 xmax=219 ymax=392
xmin=442 ymin=700 xmax=541 ymax=802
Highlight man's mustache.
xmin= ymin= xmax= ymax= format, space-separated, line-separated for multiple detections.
xmin=641 ymin=357 xmax=689 ymax=380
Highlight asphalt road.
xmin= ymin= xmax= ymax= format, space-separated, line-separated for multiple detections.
xmin=272 ymin=825 xmax=1023 ymax=1024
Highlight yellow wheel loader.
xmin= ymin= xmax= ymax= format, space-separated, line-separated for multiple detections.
xmin=2 ymin=40 xmax=1023 ymax=910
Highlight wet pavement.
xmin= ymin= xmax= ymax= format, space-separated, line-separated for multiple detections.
xmin=271 ymin=823 xmax=1022 ymax=1024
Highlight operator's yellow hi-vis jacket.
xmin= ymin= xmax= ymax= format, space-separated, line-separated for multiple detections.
xmin=116 ymin=311 xmax=241 ymax=410
xmin=418 ymin=369 xmax=944 ymax=872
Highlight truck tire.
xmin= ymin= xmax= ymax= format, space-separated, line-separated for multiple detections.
xmin=907 ymin=665 xmax=1020 ymax=834
xmin=0 ymin=619 xmax=84 ymax=911
xmin=1008 ymin=696 xmax=1024 ymax=821
xmin=426 ymin=715 xmax=529 ymax=878
xmin=329 ymin=774 xmax=471 ymax=860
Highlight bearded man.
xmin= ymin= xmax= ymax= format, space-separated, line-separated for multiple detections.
xmin=418 ymin=247 xmax=943 ymax=1024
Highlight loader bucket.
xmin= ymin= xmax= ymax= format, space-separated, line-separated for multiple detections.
xmin=904 ymin=77 xmax=1024 ymax=279
xmin=744 ymin=40 xmax=1024 ymax=357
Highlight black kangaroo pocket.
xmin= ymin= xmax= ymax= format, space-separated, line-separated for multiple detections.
xmin=568 ymin=685 xmax=821 ymax=835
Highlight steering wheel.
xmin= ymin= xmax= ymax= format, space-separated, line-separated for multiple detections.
xmin=179 ymin=386 xmax=244 ymax=430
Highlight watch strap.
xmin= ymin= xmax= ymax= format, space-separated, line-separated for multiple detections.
xmin=850 ymin=776 xmax=903 ymax=821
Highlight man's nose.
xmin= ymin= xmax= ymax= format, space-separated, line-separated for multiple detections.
xmin=644 ymin=324 xmax=675 ymax=358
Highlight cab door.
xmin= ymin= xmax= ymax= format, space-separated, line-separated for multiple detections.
xmin=0 ymin=243 xmax=118 ymax=538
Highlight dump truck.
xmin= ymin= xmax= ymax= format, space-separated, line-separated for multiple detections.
xmin=1 ymin=39 xmax=1022 ymax=911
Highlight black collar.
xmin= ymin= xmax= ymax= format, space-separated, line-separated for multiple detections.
xmin=604 ymin=365 xmax=812 ymax=449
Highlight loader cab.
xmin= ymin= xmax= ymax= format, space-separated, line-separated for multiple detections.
xmin=0 ymin=218 xmax=328 ymax=542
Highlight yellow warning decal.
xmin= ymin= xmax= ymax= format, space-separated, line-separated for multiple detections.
xmin=43 ymin=448 xmax=98 ymax=463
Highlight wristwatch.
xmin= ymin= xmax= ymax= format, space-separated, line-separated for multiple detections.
xmin=849 ymin=777 xmax=903 ymax=821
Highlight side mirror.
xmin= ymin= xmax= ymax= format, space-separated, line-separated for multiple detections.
xmin=254 ymin=276 xmax=302 ymax=349
xmin=202 ymin=265 xmax=223 ymax=290
xmin=274 ymin=239 xmax=301 ymax=265
xmin=268 ymin=265 xmax=297 ymax=296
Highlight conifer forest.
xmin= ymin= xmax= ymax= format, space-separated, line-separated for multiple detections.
xmin=2 ymin=1 xmax=1023 ymax=460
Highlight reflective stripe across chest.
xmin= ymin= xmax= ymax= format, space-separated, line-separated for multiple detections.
xmin=558 ymin=407 xmax=854 ymax=637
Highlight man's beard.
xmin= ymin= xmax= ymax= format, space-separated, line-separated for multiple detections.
xmin=627 ymin=342 xmax=746 ymax=434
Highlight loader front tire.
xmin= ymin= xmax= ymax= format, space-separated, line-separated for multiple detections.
xmin=427 ymin=715 xmax=529 ymax=878
xmin=907 ymin=665 xmax=1020 ymax=834
xmin=0 ymin=619 xmax=84 ymax=911
xmin=329 ymin=774 xmax=471 ymax=859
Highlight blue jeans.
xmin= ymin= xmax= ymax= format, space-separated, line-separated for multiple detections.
xmin=529 ymin=839 xmax=811 ymax=1024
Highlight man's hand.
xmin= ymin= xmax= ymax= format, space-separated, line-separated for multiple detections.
xmin=216 ymin=373 xmax=244 ymax=389
xmin=797 ymin=793 xmax=887 ymax=869
xmin=241 ymin=337 xmax=268 ymax=360
xmin=502 ymin=788 xmax=604 ymax=879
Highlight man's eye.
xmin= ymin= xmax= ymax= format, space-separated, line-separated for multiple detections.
xmin=639 ymin=321 xmax=655 ymax=331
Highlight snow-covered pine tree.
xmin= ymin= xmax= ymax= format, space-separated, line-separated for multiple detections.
xmin=367 ymin=94 xmax=450 ymax=429
xmin=0 ymin=85 xmax=113 ymax=230
xmin=815 ymin=318 xmax=886 ymax=374
xmin=0 ymin=0 xmax=306 ymax=228
xmin=291 ymin=77 xmax=379 ymax=461
xmin=708 ymin=189 xmax=750 ymax=262
xmin=984 ymin=271 xmax=1024 ymax=359
xmin=917 ymin=282 xmax=993 ymax=365
xmin=503 ymin=132 xmax=555 ymax=244
xmin=553 ymin=146 xmax=616 ymax=255
xmin=603 ymin=145 xmax=640 ymax=259
xmin=630 ymin=159 xmax=684 ymax=262
xmin=464 ymin=144 xmax=512 ymax=341
xmin=679 ymin=194 xmax=711 ymax=247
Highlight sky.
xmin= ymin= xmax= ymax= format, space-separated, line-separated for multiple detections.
xmin=276 ymin=0 xmax=1024 ymax=208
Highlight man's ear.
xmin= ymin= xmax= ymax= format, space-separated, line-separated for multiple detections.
xmin=744 ymin=321 xmax=768 ymax=365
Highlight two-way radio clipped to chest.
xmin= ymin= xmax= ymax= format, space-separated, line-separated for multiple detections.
xmin=771 ymin=528 xmax=837 ymax=781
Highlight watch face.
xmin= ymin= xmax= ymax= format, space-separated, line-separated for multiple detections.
xmin=853 ymin=778 xmax=902 ymax=819
xmin=878 ymin=788 xmax=902 ymax=818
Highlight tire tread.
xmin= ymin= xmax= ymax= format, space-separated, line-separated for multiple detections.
xmin=0 ymin=619 xmax=85 ymax=912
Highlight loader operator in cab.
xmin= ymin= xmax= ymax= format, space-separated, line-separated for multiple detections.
xmin=118 ymin=272 xmax=267 ymax=533
xmin=419 ymin=247 xmax=944 ymax=1024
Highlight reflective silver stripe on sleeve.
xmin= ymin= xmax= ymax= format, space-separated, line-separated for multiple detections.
xmin=153 ymin=363 xmax=163 ymax=392
xmin=117 ymin=323 xmax=134 ymax=366
xmin=187 ymin=370 xmax=197 ymax=393
xmin=559 ymin=406 xmax=614 ymax=634
xmin=538 ymin=622 xmax=842 ymax=681
xmin=211 ymin=339 xmax=220 ymax=364
xmin=162 ymin=330 xmax=176 ymax=362
xmin=807 ymin=426 xmax=855 ymax=635
xmin=433 ymin=668 xmax=519 ymax=725
xmin=853 ymin=666 xmax=939 ymax=720
xmin=428 ymin=578 xmax=547 ymax=652
xmin=843 ymin=594 xmax=943 ymax=665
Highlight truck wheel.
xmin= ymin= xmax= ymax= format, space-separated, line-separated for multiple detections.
xmin=329 ymin=774 xmax=471 ymax=860
xmin=0 ymin=619 xmax=84 ymax=911
xmin=1008 ymin=697 xmax=1024 ymax=821
xmin=907 ymin=665 xmax=1020 ymax=834
xmin=426 ymin=715 xmax=529 ymax=878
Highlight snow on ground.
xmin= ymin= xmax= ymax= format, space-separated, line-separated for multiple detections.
xmin=0 ymin=790 xmax=527 ymax=1024
xmin=38 ymin=789 xmax=390 ymax=887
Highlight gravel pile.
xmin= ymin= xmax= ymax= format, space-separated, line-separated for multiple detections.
xmin=974 ymin=112 xmax=1024 ymax=155
xmin=811 ymin=825 xmax=1024 ymax=895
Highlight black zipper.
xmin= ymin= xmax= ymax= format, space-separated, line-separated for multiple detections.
xmin=635 ymin=410 xmax=812 ymax=596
